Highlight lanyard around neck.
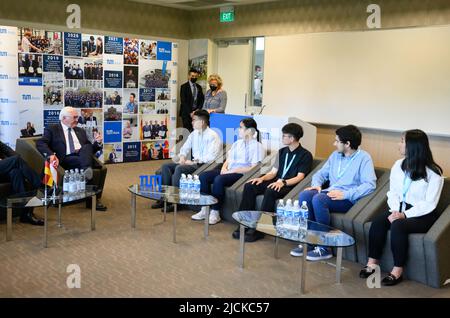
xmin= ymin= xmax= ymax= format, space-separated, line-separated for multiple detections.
xmin=402 ymin=173 xmax=413 ymax=202
xmin=282 ymin=151 xmax=297 ymax=179
xmin=337 ymin=149 xmax=361 ymax=179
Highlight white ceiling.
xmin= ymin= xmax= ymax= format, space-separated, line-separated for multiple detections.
xmin=129 ymin=0 xmax=280 ymax=11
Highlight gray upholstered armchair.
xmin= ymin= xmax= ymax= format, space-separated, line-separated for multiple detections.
xmin=15 ymin=137 xmax=107 ymax=201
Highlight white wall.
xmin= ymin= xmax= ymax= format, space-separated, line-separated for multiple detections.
xmin=217 ymin=42 xmax=252 ymax=115
xmin=263 ymin=25 xmax=450 ymax=136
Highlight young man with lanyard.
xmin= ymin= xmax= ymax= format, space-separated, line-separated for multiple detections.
xmin=291 ymin=125 xmax=377 ymax=261
xmin=233 ymin=123 xmax=313 ymax=242
xmin=152 ymin=109 xmax=222 ymax=212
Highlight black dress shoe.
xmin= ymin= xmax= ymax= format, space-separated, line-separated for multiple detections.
xmin=232 ymin=226 xmax=249 ymax=239
xmin=244 ymin=228 xmax=265 ymax=242
xmin=95 ymin=203 xmax=107 ymax=211
xmin=161 ymin=204 xmax=174 ymax=213
xmin=382 ymin=273 xmax=403 ymax=286
xmin=20 ymin=212 xmax=44 ymax=226
xmin=151 ymin=200 xmax=164 ymax=209
xmin=359 ymin=266 xmax=376 ymax=278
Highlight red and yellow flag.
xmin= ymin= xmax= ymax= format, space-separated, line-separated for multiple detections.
xmin=43 ymin=160 xmax=57 ymax=187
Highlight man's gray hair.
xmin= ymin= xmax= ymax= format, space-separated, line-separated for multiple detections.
xmin=59 ymin=106 xmax=79 ymax=121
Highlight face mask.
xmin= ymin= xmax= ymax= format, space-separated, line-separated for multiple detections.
xmin=190 ymin=77 xmax=197 ymax=83
xmin=209 ymin=85 xmax=217 ymax=91
xmin=238 ymin=127 xmax=245 ymax=139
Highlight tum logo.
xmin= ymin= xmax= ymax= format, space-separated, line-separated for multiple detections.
xmin=22 ymin=94 xmax=32 ymax=100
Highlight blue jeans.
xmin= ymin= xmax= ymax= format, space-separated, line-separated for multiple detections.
xmin=199 ymin=169 xmax=243 ymax=211
xmin=298 ymin=190 xmax=353 ymax=226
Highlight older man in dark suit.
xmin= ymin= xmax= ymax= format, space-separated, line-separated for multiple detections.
xmin=36 ymin=107 xmax=107 ymax=211
xmin=0 ymin=141 xmax=43 ymax=225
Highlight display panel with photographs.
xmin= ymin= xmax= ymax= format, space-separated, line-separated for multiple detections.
xmin=15 ymin=27 xmax=177 ymax=163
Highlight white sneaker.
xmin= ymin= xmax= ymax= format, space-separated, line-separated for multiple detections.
xmin=191 ymin=207 xmax=207 ymax=221
xmin=209 ymin=210 xmax=221 ymax=225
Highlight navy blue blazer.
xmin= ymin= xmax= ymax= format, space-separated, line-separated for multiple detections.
xmin=36 ymin=123 xmax=101 ymax=160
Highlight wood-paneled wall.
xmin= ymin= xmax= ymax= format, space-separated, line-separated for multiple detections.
xmin=315 ymin=125 xmax=450 ymax=176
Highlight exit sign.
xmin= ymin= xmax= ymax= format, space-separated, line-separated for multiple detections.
xmin=220 ymin=6 xmax=234 ymax=23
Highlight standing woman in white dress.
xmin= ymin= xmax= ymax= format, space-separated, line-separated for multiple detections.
xmin=360 ymin=129 xmax=444 ymax=286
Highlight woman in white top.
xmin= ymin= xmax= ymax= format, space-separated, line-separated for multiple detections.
xmin=360 ymin=129 xmax=444 ymax=286
xmin=21 ymin=30 xmax=42 ymax=53
xmin=192 ymin=118 xmax=265 ymax=225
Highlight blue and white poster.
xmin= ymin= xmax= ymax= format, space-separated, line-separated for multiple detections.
xmin=64 ymin=32 xmax=82 ymax=57
xmin=18 ymin=53 xmax=43 ymax=86
xmin=43 ymin=54 xmax=63 ymax=73
xmin=105 ymin=36 xmax=123 ymax=55
xmin=139 ymin=88 xmax=155 ymax=102
xmin=103 ymin=54 xmax=123 ymax=71
xmin=123 ymin=142 xmax=141 ymax=162
xmin=156 ymin=41 xmax=172 ymax=61
xmin=44 ymin=109 xmax=61 ymax=128
xmin=8 ymin=25 xmax=178 ymax=162
xmin=0 ymin=26 xmax=20 ymax=148
xmin=104 ymin=70 xmax=122 ymax=88
xmin=104 ymin=121 xmax=122 ymax=143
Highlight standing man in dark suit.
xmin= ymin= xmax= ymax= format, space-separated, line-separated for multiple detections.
xmin=179 ymin=68 xmax=204 ymax=132
xmin=36 ymin=107 xmax=107 ymax=211
xmin=0 ymin=141 xmax=44 ymax=225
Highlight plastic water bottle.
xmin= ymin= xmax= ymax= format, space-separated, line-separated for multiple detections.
xmin=69 ymin=170 xmax=76 ymax=193
xmin=292 ymin=200 xmax=301 ymax=228
xmin=276 ymin=200 xmax=285 ymax=236
xmin=74 ymin=168 xmax=81 ymax=192
xmin=284 ymin=199 xmax=293 ymax=226
xmin=299 ymin=201 xmax=309 ymax=240
xmin=179 ymin=174 xmax=187 ymax=199
xmin=193 ymin=175 xmax=201 ymax=200
xmin=187 ymin=174 xmax=194 ymax=199
xmin=63 ymin=170 xmax=70 ymax=193
xmin=79 ymin=169 xmax=86 ymax=192
xmin=284 ymin=199 xmax=293 ymax=239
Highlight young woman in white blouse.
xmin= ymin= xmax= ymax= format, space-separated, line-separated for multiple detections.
xmin=360 ymin=129 xmax=444 ymax=286
xmin=192 ymin=118 xmax=264 ymax=225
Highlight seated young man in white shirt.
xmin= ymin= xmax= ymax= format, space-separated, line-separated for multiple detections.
xmin=151 ymin=109 xmax=222 ymax=212
xmin=360 ymin=129 xmax=444 ymax=286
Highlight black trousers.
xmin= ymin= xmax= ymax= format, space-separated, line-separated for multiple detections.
xmin=61 ymin=144 xmax=94 ymax=170
xmin=0 ymin=155 xmax=41 ymax=218
xmin=239 ymin=180 xmax=293 ymax=213
xmin=61 ymin=144 xmax=105 ymax=203
xmin=181 ymin=115 xmax=193 ymax=132
xmin=368 ymin=209 xmax=438 ymax=267
xmin=0 ymin=155 xmax=41 ymax=193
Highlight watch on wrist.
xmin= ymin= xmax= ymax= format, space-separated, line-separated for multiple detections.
xmin=282 ymin=179 xmax=287 ymax=186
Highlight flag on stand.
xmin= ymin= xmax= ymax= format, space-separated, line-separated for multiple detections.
xmin=43 ymin=160 xmax=58 ymax=187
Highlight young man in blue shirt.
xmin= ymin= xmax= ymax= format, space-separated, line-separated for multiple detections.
xmin=291 ymin=125 xmax=376 ymax=261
